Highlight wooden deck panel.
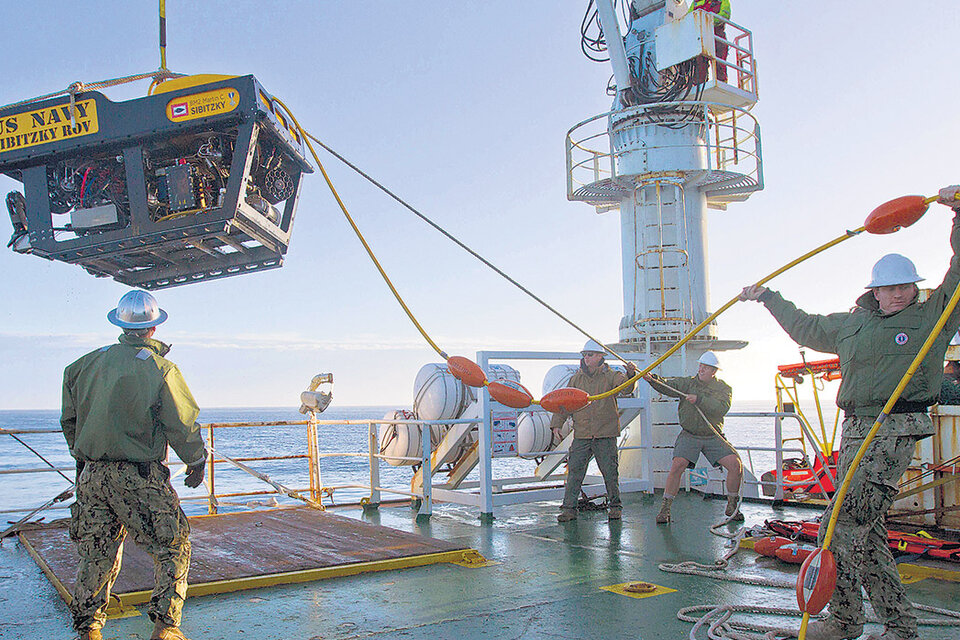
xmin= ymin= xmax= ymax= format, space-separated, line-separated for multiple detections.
xmin=19 ymin=507 xmax=469 ymax=596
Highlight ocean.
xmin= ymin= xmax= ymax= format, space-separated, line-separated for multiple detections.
xmin=0 ymin=401 xmax=833 ymax=521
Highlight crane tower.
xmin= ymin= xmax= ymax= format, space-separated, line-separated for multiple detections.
xmin=566 ymin=0 xmax=762 ymax=486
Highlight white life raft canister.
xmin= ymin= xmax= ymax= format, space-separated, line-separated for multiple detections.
xmin=378 ymin=409 xmax=445 ymax=467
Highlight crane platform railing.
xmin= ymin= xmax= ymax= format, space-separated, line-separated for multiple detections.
xmin=565 ymin=100 xmax=761 ymax=210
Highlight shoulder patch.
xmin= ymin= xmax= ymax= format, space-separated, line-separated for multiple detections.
xmin=136 ymin=348 xmax=152 ymax=360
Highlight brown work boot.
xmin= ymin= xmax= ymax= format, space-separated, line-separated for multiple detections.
xmin=725 ymin=495 xmax=744 ymax=521
xmin=557 ymin=509 xmax=577 ymax=522
xmin=607 ymin=506 xmax=622 ymax=520
xmin=151 ymin=622 xmax=191 ymax=640
xmin=655 ymin=497 xmax=672 ymax=524
xmin=804 ymin=618 xmax=864 ymax=640
xmin=78 ymin=629 xmax=103 ymax=640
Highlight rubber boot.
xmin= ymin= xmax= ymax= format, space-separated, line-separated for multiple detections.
xmin=655 ymin=497 xmax=672 ymax=524
xmin=725 ymin=495 xmax=744 ymax=521
xmin=79 ymin=629 xmax=103 ymax=640
xmin=151 ymin=622 xmax=191 ymax=640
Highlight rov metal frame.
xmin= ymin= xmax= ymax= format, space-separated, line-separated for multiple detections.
xmin=0 ymin=75 xmax=313 ymax=289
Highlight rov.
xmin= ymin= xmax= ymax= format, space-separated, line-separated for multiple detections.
xmin=1 ymin=75 xmax=313 ymax=289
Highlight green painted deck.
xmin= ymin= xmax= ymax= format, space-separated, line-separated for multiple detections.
xmin=3 ymin=493 xmax=960 ymax=640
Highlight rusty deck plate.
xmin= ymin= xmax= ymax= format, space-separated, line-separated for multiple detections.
xmin=19 ymin=507 xmax=473 ymax=604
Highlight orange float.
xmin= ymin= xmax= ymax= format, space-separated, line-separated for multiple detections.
xmin=796 ymin=547 xmax=837 ymax=614
xmin=540 ymin=388 xmax=590 ymax=413
xmin=446 ymin=356 xmax=486 ymax=388
xmin=864 ymin=195 xmax=928 ymax=235
xmin=775 ymin=543 xmax=816 ymax=564
xmin=487 ymin=380 xmax=534 ymax=409
xmin=753 ymin=536 xmax=792 ymax=558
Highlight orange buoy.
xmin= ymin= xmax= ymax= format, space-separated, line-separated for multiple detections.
xmin=447 ymin=356 xmax=486 ymax=388
xmin=864 ymin=195 xmax=928 ymax=235
xmin=753 ymin=535 xmax=792 ymax=558
xmin=796 ymin=547 xmax=837 ymax=614
xmin=775 ymin=542 xmax=816 ymax=564
xmin=540 ymin=387 xmax=590 ymax=413
xmin=488 ymin=380 xmax=534 ymax=409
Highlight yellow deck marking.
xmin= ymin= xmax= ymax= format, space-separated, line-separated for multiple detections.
xmin=448 ymin=549 xmax=496 ymax=568
xmin=96 ymin=549 xmax=488 ymax=608
xmin=601 ymin=581 xmax=676 ymax=599
xmin=897 ymin=563 xmax=960 ymax=584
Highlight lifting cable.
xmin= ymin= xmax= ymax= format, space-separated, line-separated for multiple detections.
xmin=0 ymin=1 xmax=181 ymax=114
xmin=305 ymin=134 xmax=613 ymax=359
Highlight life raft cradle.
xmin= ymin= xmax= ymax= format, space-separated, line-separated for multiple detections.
xmin=764 ymin=519 xmax=960 ymax=563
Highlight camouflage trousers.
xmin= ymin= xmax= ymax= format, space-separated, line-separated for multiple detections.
xmin=69 ymin=460 xmax=191 ymax=632
xmin=818 ymin=417 xmax=923 ymax=636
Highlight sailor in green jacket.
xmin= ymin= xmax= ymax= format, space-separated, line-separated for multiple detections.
xmin=644 ymin=351 xmax=739 ymax=524
xmin=738 ymin=185 xmax=960 ymax=640
xmin=61 ymin=290 xmax=207 ymax=640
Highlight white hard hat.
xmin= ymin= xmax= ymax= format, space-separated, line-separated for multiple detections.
xmin=698 ymin=351 xmax=721 ymax=369
xmin=107 ymin=290 xmax=168 ymax=328
xmin=866 ymin=253 xmax=924 ymax=288
xmin=581 ymin=339 xmax=605 ymax=355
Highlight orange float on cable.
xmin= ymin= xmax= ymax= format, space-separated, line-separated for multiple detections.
xmin=864 ymin=195 xmax=929 ymax=234
xmin=446 ymin=356 xmax=487 ymax=388
xmin=540 ymin=388 xmax=590 ymax=413
xmin=796 ymin=547 xmax=837 ymax=614
xmin=775 ymin=542 xmax=816 ymax=564
xmin=753 ymin=536 xmax=792 ymax=558
xmin=487 ymin=380 xmax=534 ymax=409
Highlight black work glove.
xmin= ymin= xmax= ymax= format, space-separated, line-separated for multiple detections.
xmin=625 ymin=363 xmax=638 ymax=377
xmin=184 ymin=463 xmax=205 ymax=488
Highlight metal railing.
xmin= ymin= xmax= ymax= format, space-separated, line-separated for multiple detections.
xmin=565 ymin=101 xmax=761 ymax=206
xmin=703 ymin=411 xmax=837 ymax=502
xmin=2 ymin=408 xmax=836 ymax=522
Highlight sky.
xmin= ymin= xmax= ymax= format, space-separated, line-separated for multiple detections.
xmin=1 ymin=1 xmax=959 ymax=410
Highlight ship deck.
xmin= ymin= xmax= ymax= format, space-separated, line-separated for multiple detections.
xmin=3 ymin=493 xmax=960 ymax=640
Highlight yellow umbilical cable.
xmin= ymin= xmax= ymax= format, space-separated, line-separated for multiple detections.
xmin=271 ymin=98 xmax=448 ymax=361
xmin=797 ymin=277 xmax=960 ymax=639
xmin=589 ymin=226 xmax=867 ymax=402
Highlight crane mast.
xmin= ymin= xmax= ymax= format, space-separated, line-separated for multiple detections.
xmin=568 ymin=0 xmax=762 ymax=485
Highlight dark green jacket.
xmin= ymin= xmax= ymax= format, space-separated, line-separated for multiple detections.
xmin=61 ymin=334 xmax=207 ymax=466
xmin=647 ymin=374 xmax=732 ymax=436
xmin=549 ymin=362 xmax=634 ymax=438
xmin=759 ymin=213 xmax=960 ymax=433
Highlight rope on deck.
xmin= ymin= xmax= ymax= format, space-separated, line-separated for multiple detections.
xmin=660 ymin=523 xmax=960 ymax=639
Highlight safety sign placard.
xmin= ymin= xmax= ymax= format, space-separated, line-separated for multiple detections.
xmin=166 ymin=87 xmax=240 ymax=123
xmin=0 ymin=99 xmax=99 ymax=155
xmin=491 ymin=411 xmax=518 ymax=458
